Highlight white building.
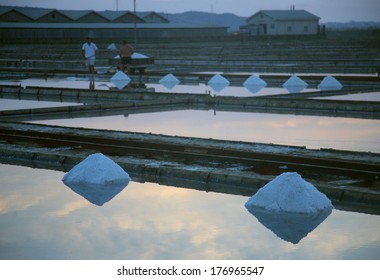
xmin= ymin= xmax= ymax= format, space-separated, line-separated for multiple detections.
xmin=240 ymin=10 xmax=320 ymax=36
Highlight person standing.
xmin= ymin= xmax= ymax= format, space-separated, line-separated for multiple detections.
xmin=82 ymin=37 xmax=98 ymax=75
xmin=119 ymin=40 xmax=134 ymax=74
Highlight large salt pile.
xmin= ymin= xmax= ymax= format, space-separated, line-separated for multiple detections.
xmin=207 ymin=74 xmax=230 ymax=92
xmin=245 ymin=172 xmax=333 ymax=214
xmin=62 ymin=153 xmax=131 ymax=206
xmin=318 ymin=75 xmax=343 ymax=90
xmin=245 ymin=172 xmax=333 ymax=243
xmin=110 ymin=70 xmax=131 ymax=89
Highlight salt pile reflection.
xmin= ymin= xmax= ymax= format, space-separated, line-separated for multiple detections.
xmin=159 ymin=73 xmax=180 ymax=90
xmin=245 ymin=206 xmax=332 ymax=244
xmin=110 ymin=71 xmax=131 ymax=89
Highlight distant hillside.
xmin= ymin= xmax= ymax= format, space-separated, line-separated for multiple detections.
xmin=160 ymin=11 xmax=246 ymax=32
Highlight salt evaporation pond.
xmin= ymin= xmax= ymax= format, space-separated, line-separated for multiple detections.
xmin=2 ymin=77 xmax=380 ymax=152
xmin=316 ymin=91 xmax=380 ymax=102
xmin=0 ymin=98 xmax=81 ymax=111
xmin=1 ymin=162 xmax=380 ymax=259
xmin=33 ymin=110 xmax=380 ymax=153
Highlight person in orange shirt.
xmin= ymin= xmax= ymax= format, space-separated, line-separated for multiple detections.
xmin=119 ymin=40 xmax=134 ymax=74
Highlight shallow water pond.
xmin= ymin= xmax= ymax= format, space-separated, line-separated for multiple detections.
xmin=31 ymin=109 xmax=380 ymax=153
xmin=0 ymin=163 xmax=379 ymax=260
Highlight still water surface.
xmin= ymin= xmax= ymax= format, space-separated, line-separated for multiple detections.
xmin=32 ymin=110 xmax=380 ymax=153
xmin=1 ymin=163 xmax=380 ymax=260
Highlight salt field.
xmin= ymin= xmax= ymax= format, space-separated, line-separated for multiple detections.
xmin=1 ymin=10 xmax=380 ymax=280
xmin=1 ymin=75 xmax=380 ymax=260
xmin=1 ymin=77 xmax=380 ymax=154
xmin=29 ymin=108 xmax=380 ymax=153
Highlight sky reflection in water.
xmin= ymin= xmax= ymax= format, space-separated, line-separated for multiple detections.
xmin=32 ymin=110 xmax=380 ymax=153
xmin=1 ymin=163 xmax=380 ymax=260
xmin=2 ymin=79 xmax=377 ymax=153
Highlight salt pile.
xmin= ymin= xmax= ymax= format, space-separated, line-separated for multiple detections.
xmin=207 ymin=74 xmax=230 ymax=92
xmin=159 ymin=73 xmax=180 ymax=89
xmin=62 ymin=153 xmax=131 ymax=206
xmin=244 ymin=172 xmax=333 ymax=243
xmin=132 ymin=52 xmax=149 ymax=59
xmin=318 ymin=75 xmax=343 ymax=90
xmin=282 ymin=74 xmax=308 ymax=93
xmin=114 ymin=53 xmax=148 ymax=59
xmin=245 ymin=172 xmax=333 ymax=214
xmin=243 ymin=75 xmax=267 ymax=94
xmin=107 ymin=43 xmax=117 ymax=51
xmin=110 ymin=70 xmax=131 ymax=89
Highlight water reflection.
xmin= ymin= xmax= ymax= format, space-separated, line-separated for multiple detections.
xmin=207 ymin=74 xmax=230 ymax=93
xmin=34 ymin=110 xmax=380 ymax=153
xmin=244 ymin=84 xmax=266 ymax=94
xmin=62 ymin=181 xmax=128 ymax=206
xmin=245 ymin=206 xmax=332 ymax=244
xmin=159 ymin=74 xmax=180 ymax=90
xmin=61 ymin=153 xmax=131 ymax=206
xmin=89 ymin=79 xmax=95 ymax=91
xmin=110 ymin=71 xmax=131 ymax=89
xmin=1 ymin=163 xmax=380 ymax=259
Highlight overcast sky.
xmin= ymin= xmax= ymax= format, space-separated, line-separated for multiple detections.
xmin=0 ymin=0 xmax=379 ymax=22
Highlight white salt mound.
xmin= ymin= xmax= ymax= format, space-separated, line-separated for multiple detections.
xmin=159 ymin=73 xmax=180 ymax=84
xmin=115 ymin=53 xmax=148 ymax=59
xmin=62 ymin=153 xmax=130 ymax=186
xmin=245 ymin=172 xmax=333 ymax=214
xmin=318 ymin=75 xmax=343 ymax=90
xmin=282 ymin=74 xmax=308 ymax=93
xmin=282 ymin=75 xmax=308 ymax=87
xmin=132 ymin=52 xmax=149 ymax=59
